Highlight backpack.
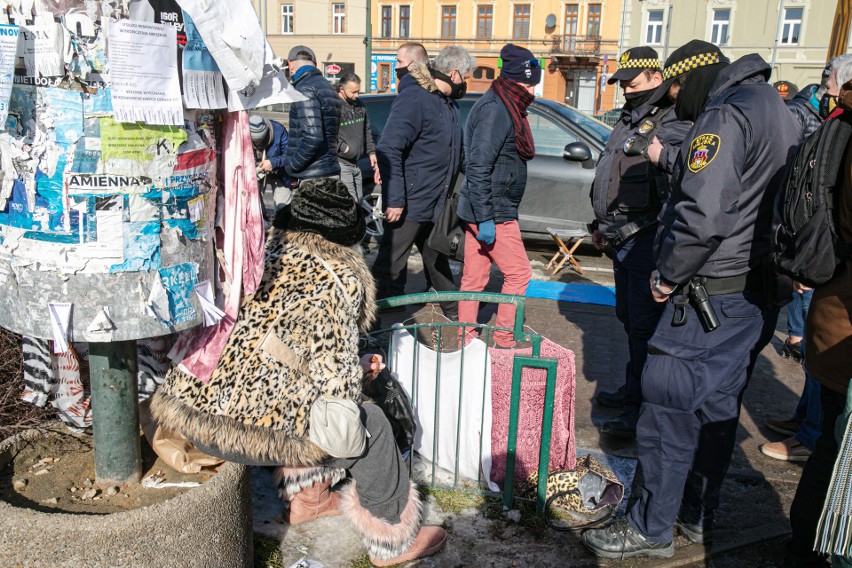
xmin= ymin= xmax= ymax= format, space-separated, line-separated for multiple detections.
xmin=773 ymin=113 xmax=852 ymax=287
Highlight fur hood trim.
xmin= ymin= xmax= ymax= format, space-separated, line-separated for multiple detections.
xmin=340 ymin=480 xmax=422 ymax=560
xmin=279 ymin=230 xmax=377 ymax=333
xmin=274 ymin=466 xmax=346 ymax=499
xmin=150 ymin=390 xmax=332 ymax=467
xmin=409 ymin=61 xmax=438 ymax=93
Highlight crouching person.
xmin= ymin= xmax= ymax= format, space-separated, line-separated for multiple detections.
xmin=149 ymin=179 xmax=446 ymax=566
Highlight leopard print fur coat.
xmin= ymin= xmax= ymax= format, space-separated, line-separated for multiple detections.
xmin=150 ymin=229 xmax=377 ymax=467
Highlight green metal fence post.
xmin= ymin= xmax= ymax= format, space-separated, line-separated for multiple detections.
xmin=502 ymin=355 xmax=559 ymax=514
xmin=88 ymin=340 xmax=142 ymax=485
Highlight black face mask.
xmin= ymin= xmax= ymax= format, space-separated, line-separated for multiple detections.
xmin=431 ymin=68 xmax=467 ymax=99
xmin=622 ymin=88 xmax=656 ymax=110
xmin=395 ymin=66 xmax=409 ymax=81
xmin=820 ymin=93 xmax=838 ymax=119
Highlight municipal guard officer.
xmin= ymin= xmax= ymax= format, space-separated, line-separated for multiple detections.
xmin=590 ymin=46 xmax=691 ymax=439
xmin=583 ymin=40 xmax=801 ymax=559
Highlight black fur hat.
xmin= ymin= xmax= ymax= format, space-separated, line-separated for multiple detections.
xmin=279 ymin=178 xmax=366 ymax=247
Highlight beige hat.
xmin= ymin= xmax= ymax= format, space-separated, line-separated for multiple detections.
xmin=309 ymin=398 xmax=369 ymax=458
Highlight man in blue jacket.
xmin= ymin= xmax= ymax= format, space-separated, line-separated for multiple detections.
xmin=456 ymin=44 xmax=538 ymax=349
xmin=372 ymin=45 xmax=475 ymax=317
xmin=583 ymin=40 xmax=800 ymax=559
xmin=285 ymin=45 xmax=342 ymax=185
xmin=250 ymin=114 xmax=289 ymax=214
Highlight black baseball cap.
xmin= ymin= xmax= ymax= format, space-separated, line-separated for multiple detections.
xmin=651 ymin=40 xmax=729 ymax=103
xmin=608 ymin=46 xmax=661 ymax=84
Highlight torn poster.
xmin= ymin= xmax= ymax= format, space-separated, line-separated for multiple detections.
xmin=227 ymin=41 xmax=306 ymax=111
xmin=194 ymin=280 xmax=225 ymax=326
xmin=99 ymin=116 xmax=186 ymax=179
xmin=21 ymin=16 xmax=66 ymax=78
xmin=40 ymin=87 xmax=84 ymax=148
xmin=107 ymin=19 xmax=183 ymax=126
xmin=182 ymin=11 xmax=225 ymax=109
xmin=157 ymin=262 xmax=198 ymax=326
xmin=0 ymin=25 xmax=19 ymax=128
xmin=109 ymin=219 xmax=161 ymax=273
xmin=86 ymin=306 xmax=115 ymax=333
xmin=66 ymin=174 xmax=150 ymax=196
xmin=48 ymin=301 xmax=72 ymax=353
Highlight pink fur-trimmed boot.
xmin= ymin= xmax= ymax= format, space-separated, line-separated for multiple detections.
xmin=274 ymin=466 xmax=346 ymax=525
xmin=340 ymin=480 xmax=447 ymax=566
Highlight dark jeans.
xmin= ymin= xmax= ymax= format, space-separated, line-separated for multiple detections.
xmin=787 ymin=289 xmax=814 ymax=337
xmin=613 ymin=231 xmax=666 ymax=415
xmin=788 ymin=386 xmax=846 ymax=563
xmin=371 ymin=219 xmax=457 ymax=319
xmin=628 ymin=290 xmax=777 ymax=543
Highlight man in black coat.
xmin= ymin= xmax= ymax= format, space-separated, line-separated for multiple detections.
xmin=583 ymin=40 xmax=800 ymax=559
xmin=372 ymin=44 xmax=474 ymax=317
xmin=285 ymin=45 xmax=342 ymax=184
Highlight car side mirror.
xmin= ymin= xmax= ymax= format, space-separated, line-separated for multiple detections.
xmin=563 ymin=142 xmax=592 ymax=162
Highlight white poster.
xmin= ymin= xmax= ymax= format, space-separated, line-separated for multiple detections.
xmin=0 ymin=24 xmax=19 ymax=127
xmin=107 ymin=19 xmax=184 ymax=126
xmin=22 ymin=16 xmax=65 ymax=78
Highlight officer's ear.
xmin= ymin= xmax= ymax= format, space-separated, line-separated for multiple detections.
xmin=650 ymin=70 xmax=663 ymax=88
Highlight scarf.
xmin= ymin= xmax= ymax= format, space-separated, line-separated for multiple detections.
xmin=675 ymin=62 xmax=729 ymax=122
xmin=815 ymin=386 xmax=852 ymax=557
xmin=491 ymin=75 xmax=535 ymax=161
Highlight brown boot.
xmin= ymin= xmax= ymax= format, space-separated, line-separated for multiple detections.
xmin=286 ymin=480 xmax=342 ymax=525
xmin=369 ymin=526 xmax=447 ymax=567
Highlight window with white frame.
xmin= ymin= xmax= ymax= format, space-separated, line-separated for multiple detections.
xmin=333 ymin=3 xmax=346 ymax=34
xmin=781 ymin=7 xmax=803 ymax=45
xmin=711 ymin=9 xmax=730 ymax=46
xmin=281 ymin=3 xmax=294 ymax=34
xmin=646 ymin=10 xmax=663 ymax=45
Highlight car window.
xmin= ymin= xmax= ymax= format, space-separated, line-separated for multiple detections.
xmin=362 ymin=99 xmax=392 ymax=138
xmin=528 ymin=110 xmax=578 ymax=157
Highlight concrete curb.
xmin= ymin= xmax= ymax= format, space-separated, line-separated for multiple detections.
xmin=0 ymin=429 xmax=253 ymax=568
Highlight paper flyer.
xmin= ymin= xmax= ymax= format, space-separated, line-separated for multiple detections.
xmin=227 ymin=60 xmax=307 ymax=112
xmin=0 ymin=25 xmax=19 ymax=128
xmin=99 ymin=117 xmax=187 ymax=162
xmin=22 ymin=16 xmax=65 ymax=78
xmin=182 ymin=11 xmax=226 ymax=109
xmin=107 ymin=19 xmax=183 ymax=126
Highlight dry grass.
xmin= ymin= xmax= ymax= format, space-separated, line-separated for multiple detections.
xmin=0 ymin=328 xmax=54 ymax=440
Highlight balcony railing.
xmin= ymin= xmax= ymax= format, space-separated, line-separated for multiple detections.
xmin=550 ymin=34 xmax=601 ymax=56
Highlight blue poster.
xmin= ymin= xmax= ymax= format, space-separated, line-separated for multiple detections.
xmin=158 ymin=262 xmax=198 ymax=325
xmin=110 ymin=220 xmax=161 ymax=273
xmin=40 ymin=87 xmax=83 ymax=149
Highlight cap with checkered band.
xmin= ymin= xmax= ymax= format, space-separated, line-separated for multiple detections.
xmin=651 ymin=40 xmax=729 ymax=104
xmin=608 ymin=46 xmax=661 ymax=85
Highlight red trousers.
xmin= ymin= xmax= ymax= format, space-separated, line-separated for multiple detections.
xmin=458 ymin=220 xmax=531 ymax=346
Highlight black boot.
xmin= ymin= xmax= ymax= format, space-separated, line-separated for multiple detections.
xmin=596 ymin=385 xmax=627 ymax=408
xmin=675 ymin=516 xmax=712 ymax=545
xmin=600 ymin=411 xmax=638 ymax=439
xmin=583 ymin=519 xmax=674 ymax=559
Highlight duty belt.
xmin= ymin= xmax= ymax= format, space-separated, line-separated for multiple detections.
xmin=605 ymin=214 xmax=658 ymax=248
xmin=671 ymin=272 xmax=758 ymax=297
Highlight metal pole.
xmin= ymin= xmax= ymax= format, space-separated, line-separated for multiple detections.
xmin=662 ymin=4 xmax=673 ymax=60
xmin=615 ymin=0 xmax=628 ymax=108
xmin=89 ymin=340 xmax=142 ymax=485
xmin=365 ymin=0 xmax=372 ymax=93
xmin=769 ymin=0 xmax=785 ymax=82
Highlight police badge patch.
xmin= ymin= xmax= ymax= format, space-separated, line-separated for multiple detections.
xmin=639 ymin=120 xmax=655 ymax=134
xmin=687 ymin=133 xmax=721 ymax=173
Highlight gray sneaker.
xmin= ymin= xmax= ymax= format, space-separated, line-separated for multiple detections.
xmin=583 ymin=519 xmax=675 ymax=559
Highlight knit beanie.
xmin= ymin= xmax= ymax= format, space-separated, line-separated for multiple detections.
xmin=499 ymin=44 xmax=541 ymax=85
xmin=248 ymin=115 xmax=271 ymax=145
xmin=285 ymin=178 xmax=366 ymax=247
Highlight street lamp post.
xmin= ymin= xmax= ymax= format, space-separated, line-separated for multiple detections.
xmin=365 ymin=0 xmax=372 ymax=93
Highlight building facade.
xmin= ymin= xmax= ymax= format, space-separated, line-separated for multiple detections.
xmin=369 ymin=0 xmax=624 ymax=113
xmin=253 ymin=0 xmax=370 ymax=85
xmin=623 ymin=0 xmax=845 ymax=102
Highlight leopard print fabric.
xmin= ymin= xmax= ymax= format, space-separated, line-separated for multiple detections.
xmin=516 ymin=454 xmax=623 ymax=513
xmin=150 ymin=229 xmax=377 ymax=467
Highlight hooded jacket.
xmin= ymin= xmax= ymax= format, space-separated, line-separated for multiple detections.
xmin=337 ymin=97 xmax=376 ymax=163
xmin=654 ymin=54 xmax=802 ymax=284
xmin=787 ymin=83 xmax=821 ymax=139
xmin=376 ymin=61 xmax=462 ymax=223
xmin=150 ymin=230 xmax=376 ymax=467
xmin=457 ymin=87 xmax=527 ymax=224
xmin=287 ymin=66 xmax=342 ymax=180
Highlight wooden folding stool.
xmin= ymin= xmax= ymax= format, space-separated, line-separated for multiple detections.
xmin=545 ymin=227 xmax=588 ymax=276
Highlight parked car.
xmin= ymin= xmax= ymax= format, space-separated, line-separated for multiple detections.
xmin=357 ymin=93 xmax=612 ymax=241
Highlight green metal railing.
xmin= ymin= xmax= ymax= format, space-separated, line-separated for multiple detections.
xmin=371 ymin=291 xmax=560 ymax=514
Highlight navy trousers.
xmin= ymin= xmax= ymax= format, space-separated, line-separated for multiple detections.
xmin=627 ymin=290 xmax=778 ymax=543
xmin=613 ymin=231 xmax=666 ymax=415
